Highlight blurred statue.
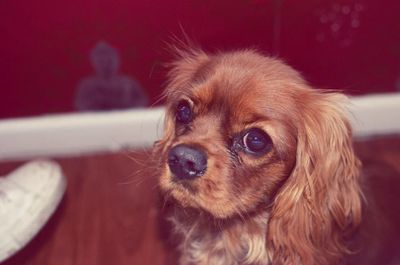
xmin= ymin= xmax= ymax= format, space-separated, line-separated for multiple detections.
xmin=75 ymin=41 xmax=148 ymax=111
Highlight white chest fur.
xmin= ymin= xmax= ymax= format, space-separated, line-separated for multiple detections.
xmin=170 ymin=211 xmax=270 ymax=265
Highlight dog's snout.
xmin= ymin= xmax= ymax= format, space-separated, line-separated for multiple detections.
xmin=167 ymin=144 xmax=207 ymax=180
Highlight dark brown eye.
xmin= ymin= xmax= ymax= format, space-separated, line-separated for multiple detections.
xmin=176 ymin=100 xmax=192 ymax=124
xmin=242 ymin=128 xmax=272 ymax=155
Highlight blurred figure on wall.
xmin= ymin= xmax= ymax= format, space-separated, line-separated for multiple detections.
xmin=75 ymin=41 xmax=148 ymax=111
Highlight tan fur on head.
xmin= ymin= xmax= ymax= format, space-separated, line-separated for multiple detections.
xmin=154 ymin=47 xmax=362 ymax=265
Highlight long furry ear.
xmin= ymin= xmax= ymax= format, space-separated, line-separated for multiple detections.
xmin=267 ymin=90 xmax=362 ymax=265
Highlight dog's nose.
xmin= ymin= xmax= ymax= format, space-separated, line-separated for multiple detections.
xmin=167 ymin=144 xmax=207 ymax=180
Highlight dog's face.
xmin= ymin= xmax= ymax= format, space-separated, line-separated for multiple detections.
xmin=155 ymin=48 xmax=362 ymax=265
xmin=156 ymin=50 xmax=307 ymax=218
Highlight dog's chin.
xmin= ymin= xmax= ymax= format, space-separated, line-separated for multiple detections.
xmin=161 ymin=171 xmax=264 ymax=220
xmin=172 ymin=193 xmax=243 ymax=220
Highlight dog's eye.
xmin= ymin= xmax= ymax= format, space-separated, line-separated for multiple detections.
xmin=242 ymin=128 xmax=272 ymax=155
xmin=176 ymin=100 xmax=192 ymax=124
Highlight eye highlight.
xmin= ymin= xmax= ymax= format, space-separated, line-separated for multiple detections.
xmin=175 ymin=100 xmax=193 ymax=124
xmin=242 ymin=128 xmax=272 ymax=155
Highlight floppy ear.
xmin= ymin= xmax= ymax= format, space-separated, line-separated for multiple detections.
xmin=267 ymin=90 xmax=362 ymax=265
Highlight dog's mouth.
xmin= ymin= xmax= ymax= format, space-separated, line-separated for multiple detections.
xmin=170 ymin=176 xmax=199 ymax=193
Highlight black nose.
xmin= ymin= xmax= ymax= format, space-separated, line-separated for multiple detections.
xmin=167 ymin=144 xmax=207 ymax=180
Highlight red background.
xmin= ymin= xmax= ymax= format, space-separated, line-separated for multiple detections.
xmin=1 ymin=0 xmax=399 ymax=118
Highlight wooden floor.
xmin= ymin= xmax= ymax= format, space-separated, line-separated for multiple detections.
xmin=0 ymin=136 xmax=399 ymax=265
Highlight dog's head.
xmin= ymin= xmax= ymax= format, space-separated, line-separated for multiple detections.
xmin=155 ymin=48 xmax=362 ymax=265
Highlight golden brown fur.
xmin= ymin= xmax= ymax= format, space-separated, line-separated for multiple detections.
xmin=154 ymin=48 xmax=373 ymax=265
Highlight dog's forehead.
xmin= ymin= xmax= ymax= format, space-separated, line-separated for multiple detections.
xmin=191 ymin=52 xmax=301 ymax=108
xmin=191 ymin=69 xmax=286 ymax=125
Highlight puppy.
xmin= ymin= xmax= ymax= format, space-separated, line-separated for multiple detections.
xmin=154 ymin=48 xmax=400 ymax=265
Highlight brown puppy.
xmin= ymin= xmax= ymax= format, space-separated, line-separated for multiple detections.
xmin=154 ymin=48 xmax=400 ymax=265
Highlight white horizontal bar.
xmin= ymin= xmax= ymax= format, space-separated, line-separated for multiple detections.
xmin=0 ymin=93 xmax=399 ymax=161
xmin=0 ymin=108 xmax=165 ymax=161
xmin=349 ymin=93 xmax=400 ymax=138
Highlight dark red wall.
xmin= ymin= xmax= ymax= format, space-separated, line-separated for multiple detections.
xmin=1 ymin=0 xmax=399 ymax=118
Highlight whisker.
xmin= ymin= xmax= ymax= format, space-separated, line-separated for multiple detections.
xmin=161 ymin=190 xmax=172 ymax=212
xmin=117 ymin=172 xmax=148 ymax=186
xmin=150 ymin=93 xmax=167 ymax=108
